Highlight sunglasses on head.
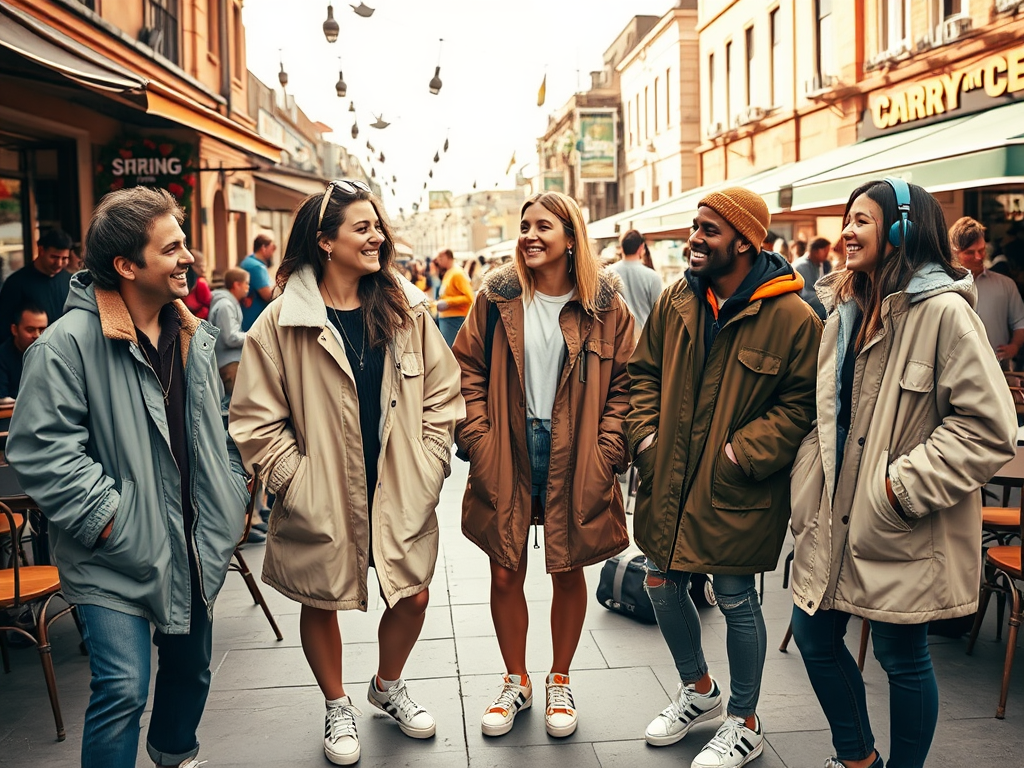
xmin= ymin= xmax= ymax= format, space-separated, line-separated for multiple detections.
xmin=316 ymin=179 xmax=372 ymax=234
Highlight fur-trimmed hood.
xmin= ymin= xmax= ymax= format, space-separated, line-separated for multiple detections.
xmin=480 ymin=262 xmax=625 ymax=313
xmin=279 ymin=264 xmax=429 ymax=328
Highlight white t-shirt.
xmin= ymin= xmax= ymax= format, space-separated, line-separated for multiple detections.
xmin=524 ymin=288 xmax=574 ymax=420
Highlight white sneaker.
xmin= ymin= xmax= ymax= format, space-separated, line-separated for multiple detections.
xmin=645 ymin=678 xmax=723 ymax=746
xmin=324 ymin=696 xmax=362 ymax=765
xmin=481 ymin=674 xmax=532 ymax=736
xmin=544 ymin=673 xmax=578 ymax=738
xmin=691 ymin=714 xmax=763 ymax=768
xmin=367 ymin=677 xmax=436 ymax=738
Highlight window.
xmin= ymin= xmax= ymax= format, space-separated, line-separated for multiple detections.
xmin=668 ymin=180 xmax=673 ymax=197
xmin=640 ymin=190 xmax=645 ymax=206
xmin=816 ymin=0 xmax=836 ymax=78
xmin=232 ymin=2 xmax=243 ymax=75
xmin=654 ymin=77 xmax=659 ymax=133
xmin=635 ymin=94 xmax=641 ymax=144
xmin=644 ymin=86 xmax=649 ymax=139
xmin=629 ymin=192 xmax=635 ymax=209
xmin=745 ymin=26 xmax=755 ymax=108
xmin=145 ymin=0 xmax=180 ymax=63
xmin=770 ymin=8 xmax=782 ymax=106
xmin=207 ymin=0 xmax=220 ymax=54
xmin=725 ymin=41 xmax=732 ymax=127
xmin=708 ymin=53 xmax=715 ymax=125
xmin=880 ymin=0 xmax=909 ymax=53
xmin=627 ymin=101 xmax=633 ymax=146
xmin=665 ymin=68 xmax=671 ymax=127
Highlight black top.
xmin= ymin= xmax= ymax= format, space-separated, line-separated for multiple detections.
xmin=0 ymin=338 xmax=23 ymax=398
xmin=836 ymin=312 xmax=863 ymax=475
xmin=327 ymin=307 xmax=385 ymax=510
xmin=0 ymin=265 xmax=72 ymax=344
xmin=135 ymin=305 xmax=197 ymax=576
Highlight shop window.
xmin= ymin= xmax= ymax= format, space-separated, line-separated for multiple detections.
xmin=144 ymin=0 xmax=180 ymax=64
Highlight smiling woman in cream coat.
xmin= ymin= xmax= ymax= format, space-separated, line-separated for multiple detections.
xmin=229 ymin=183 xmax=463 ymax=766
xmin=788 ymin=180 xmax=1016 ymax=768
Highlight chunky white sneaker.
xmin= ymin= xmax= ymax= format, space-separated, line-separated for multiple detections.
xmin=691 ymin=714 xmax=763 ymax=768
xmin=367 ymin=677 xmax=436 ymax=738
xmin=824 ymin=754 xmax=882 ymax=768
xmin=544 ymin=673 xmax=578 ymax=738
xmin=481 ymin=674 xmax=532 ymax=736
xmin=645 ymin=678 xmax=723 ymax=746
xmin=324 ymin=696 xmax=362 ymax=765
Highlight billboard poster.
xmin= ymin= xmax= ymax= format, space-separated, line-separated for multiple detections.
xmin=429 ymin=190 xmax=453 ymax=209
xmin=543 ymin=172 xmax=565 ymax=193
xmin=577 ymin=110 xmax=617 ymax=182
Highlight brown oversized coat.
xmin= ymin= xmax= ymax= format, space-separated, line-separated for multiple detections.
xmin=453 ymin=264 xmax=635 ymax=573
xmin=625 ymin=265 xmax=822 ymax=574
xmin=229 ymin=266 xmax=465 ymax=610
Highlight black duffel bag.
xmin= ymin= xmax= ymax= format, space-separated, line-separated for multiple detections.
xmin=596 ymin=550 xmax=717 ymax=624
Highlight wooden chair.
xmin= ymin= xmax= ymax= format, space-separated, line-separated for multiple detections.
xmin=229 ymin=467 xmax=283 ymax=642
xmin=0 ymin=501 xmax=76 ymax=741
xmin=966 ymin=503 xmax=1023 ymax=719
xmin=978 ymin=506 xmax=1022 ymax=641
xmin=0 ymin=509 xmax=27 ymax=567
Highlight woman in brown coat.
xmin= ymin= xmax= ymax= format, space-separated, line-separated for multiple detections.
xmin=229 ymin=181 xmax=463 ymax=766
xmin=453 ymin=191 xmax=634 ymax=739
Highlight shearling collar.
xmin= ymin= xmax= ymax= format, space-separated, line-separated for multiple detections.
xmin=480 ymin=262 xmax=625 ymax=313
xmin=278 ymin=264 xmax=429 ymax=328
xmin=93 ymin=287 xmax=199 ymax=367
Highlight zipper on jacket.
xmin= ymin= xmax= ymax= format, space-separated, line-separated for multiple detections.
xmin=186 ymin=351 xmax=211 ymax=609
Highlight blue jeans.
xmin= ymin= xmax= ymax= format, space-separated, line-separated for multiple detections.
xmin=438 ymin=315 xmax=465 ymax=347
xmin=645 ymin=565 xmax=766 ymax=718
xmin=527 ymin=418 xmax=551 ymax=502
xmin=77 ymin=582 xmax=213 ymax=768
xmin=791 ymin=607 xmax=938 ymax=768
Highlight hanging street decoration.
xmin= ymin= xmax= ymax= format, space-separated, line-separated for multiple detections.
xmin=379 ymin=152 xmax=386 ymax=163
xmin=433 ymin=151 xmax=440 ymax=163
xmin=537 ymin=74 xmax=547 ymax=107
xmin=335 ymin=65 xmax=347 ymax=98
xmin=323 ymin=4 xmax=340 ymax=43
xmin=351 ymin=122 xmax=359 ymax=139
xmin=428 ymin=38 xmax=444 ymax=95
xmin=443 ymin=137 xmax=449 ymax=152
xmin=392 ymin=175 xmax=397 ymax=182
xmin=349 ymin=101 xmax=356 ymax=112
xmin=371 ymin=114 xmax=391 ymax=129
xmin=366 ymin=141 xmax=375 ymax=152
xmin=278 ymin=55 xmax=288 ymax=88
xmin=351 ymin=3 xmax=375 ymax=17
xmin=428 ymin=169 xmax=433 ymax=178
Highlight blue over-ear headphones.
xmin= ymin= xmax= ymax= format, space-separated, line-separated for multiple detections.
xmin=883 ymin=177 xmax=915 ymax=249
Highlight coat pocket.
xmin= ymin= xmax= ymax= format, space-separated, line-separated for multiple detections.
xmin=575 ymin=443 xmax=615 ymax=526
xmin=467 ymin=434 xmax=500 ymax=509
xmin=848 ymin=450 xmax=930 ymax=562
xmin=275 ymin=456 xmax=326 ymax=542
xmin=711 ymin=445 xmax=772 ymax=511
xmin=634 ymin=439 xmax=658 ymax=496
xmin=738 ymin=347 xmax=782 ymax=376
xmin=790 ymin=429 xmax=824 ymax=539
xmin=94 ymin=479 xmax=156 ymax=582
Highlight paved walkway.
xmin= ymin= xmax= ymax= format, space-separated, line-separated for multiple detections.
xmin=1 ymin=458 xmax=1022 ymax=767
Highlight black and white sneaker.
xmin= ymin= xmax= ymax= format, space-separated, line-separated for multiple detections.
xmin=324 ymin=696 xmax=361 ymax=765
xmin=645 ymin=678 xmax=723 ymax=746
xmin=691 ymin=714 xmax=763 ymax=768
xmin=367 ymin=677 xmax=436 ymax=738
xmin=481 ymin=674 xmax=533 ymax=736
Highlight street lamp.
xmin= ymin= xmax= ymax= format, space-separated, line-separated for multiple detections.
xmin=278 ymin=51 xmax=288 ymax=88
xmin=323 ymin=4 xmax=340 ymax=43
xmin=428 ymin=38 xmax=444 ymax=95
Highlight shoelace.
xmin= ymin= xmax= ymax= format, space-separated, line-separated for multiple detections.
xmin=326 ymin=701 xmax=362 ymax=742
xmin=387 ymin=681 xmax=424 ymax=720
xmin=491 ymin=680 xmax=522 ymax=712
xmin=704 ymin=718 xmax=751 ymax=756
xmin=547 ymin=683 xmax=574 ymax=713
xmin=823 ymin=759 xmax=845 ymax=768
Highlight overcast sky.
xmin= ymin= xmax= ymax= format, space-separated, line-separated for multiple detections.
xmin=243 ymin=0 xmax=676 ymax=213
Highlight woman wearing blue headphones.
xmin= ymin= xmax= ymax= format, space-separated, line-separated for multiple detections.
xmin=787 ymin=179 xmax=1017 ymax=768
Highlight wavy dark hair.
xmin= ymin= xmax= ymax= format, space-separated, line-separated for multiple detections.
xmin=277 ymin=187 xmax=408 ymax=347
xmin=834 ymin=179 xmax=965 ymax=350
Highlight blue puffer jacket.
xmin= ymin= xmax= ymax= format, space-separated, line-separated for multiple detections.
xmin=7 ymin=273 xmax=248 ymax=633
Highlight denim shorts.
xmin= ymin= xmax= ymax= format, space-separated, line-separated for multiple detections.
xmin=527 ymin=418 xmax=551 ymax=515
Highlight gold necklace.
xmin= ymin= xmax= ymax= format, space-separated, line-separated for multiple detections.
xmin=139 ymin=341 xmax=173 ymax=405
xmin=324 ymin=284 xmax=366 ymax=370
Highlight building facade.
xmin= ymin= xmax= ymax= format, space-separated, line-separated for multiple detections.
xmin=0 ymin=0 xmax=279 ymax=279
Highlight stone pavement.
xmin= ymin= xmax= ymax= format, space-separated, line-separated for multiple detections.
xmin=1 ymin=457 xmax=1022 ymax=767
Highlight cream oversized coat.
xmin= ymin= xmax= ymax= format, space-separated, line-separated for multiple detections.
xmin=229 ymin=266 xmax=465 ymax=610
xmin=789 ymin=265 xmax=1017 ymax=624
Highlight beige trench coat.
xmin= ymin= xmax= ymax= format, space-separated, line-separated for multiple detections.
xmin=790 ymin=265 xmax=1017 ymax=624
xmin=229 ymin=266 xmax=465 ymax=610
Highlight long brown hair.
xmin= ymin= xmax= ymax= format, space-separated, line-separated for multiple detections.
xmin=833 ymin=180 xmax=965 ymax=350
xmin=514 ymin=192 xmax=600 ymax=315
xmin=277 ymin=187 xmax=408 ymax=347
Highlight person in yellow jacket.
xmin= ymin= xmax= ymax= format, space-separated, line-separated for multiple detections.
xmin=433 ymin=248 xmax=474 ymax=346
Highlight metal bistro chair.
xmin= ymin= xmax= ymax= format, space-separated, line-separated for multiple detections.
xmin=967 ymin=502 xmax=1023 ymax=719
xmin=230 ymin=466 xmax=283 ymax=642
xmin=0 ymin=501 xmax=77 ymax=741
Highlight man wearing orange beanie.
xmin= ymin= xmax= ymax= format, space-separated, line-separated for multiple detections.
xmin=626 ymin=187 xmax=822 ymax=768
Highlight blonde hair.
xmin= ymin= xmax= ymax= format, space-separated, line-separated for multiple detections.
xmin=514 ymin=192 xmax=600 ymax=315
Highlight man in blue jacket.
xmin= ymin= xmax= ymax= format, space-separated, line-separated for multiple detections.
xmin=7 ymin=187 xmax=248 ymax=768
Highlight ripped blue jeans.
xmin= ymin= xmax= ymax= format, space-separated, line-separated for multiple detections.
xmin=644 ymin=563 xmax=766 ymax=718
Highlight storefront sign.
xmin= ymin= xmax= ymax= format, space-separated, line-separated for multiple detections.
xmin=228 ymin=184 xmax=254 ymax=213
xmin=577 ymin=109 xmax=617 ymax=182
xmin=95 ymin=136 xmax=196 ymax=211
xmin=870 ymin=44 xmax=1024 ymax=130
